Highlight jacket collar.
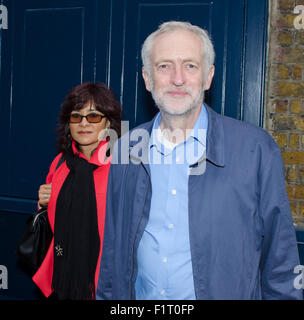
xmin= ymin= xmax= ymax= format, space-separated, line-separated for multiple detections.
xmin=71 ymin=139 xmax=110 ymax=166
xmin=205 ymin=105 xmax=225 ymax=167
xmin=129 ymin=104 xmax=225 ymax=167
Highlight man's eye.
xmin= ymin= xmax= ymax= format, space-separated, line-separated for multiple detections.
xmin=187 ymin=64 xmax=196 ymax=69
xmin=159 ymin=64 xmax=168 ymax=69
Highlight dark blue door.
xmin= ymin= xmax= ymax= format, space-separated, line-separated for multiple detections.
xmin=0 ymin=0 xmax=268 ymax=299
xmin=0 ymin=0 xmax=111 ymax=299
xmin=105 ymin=0 xmax=268 ymax=129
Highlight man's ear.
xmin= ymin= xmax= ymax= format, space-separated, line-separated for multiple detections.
xmin=142 ymin=66 xmax=152 ymax=92
xmin=203 ymin=65 xmax=215 ymax=91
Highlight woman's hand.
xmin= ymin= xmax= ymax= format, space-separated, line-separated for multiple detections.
xmin=38 ymin=183 xmax=52 ymax=207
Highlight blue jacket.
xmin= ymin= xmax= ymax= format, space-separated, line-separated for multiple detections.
xmin=96 ymin=106 xmax=302 ymax=300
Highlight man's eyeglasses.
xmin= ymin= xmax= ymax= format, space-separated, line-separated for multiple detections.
xmin=69 ymin=112 xmax=106 ymax=123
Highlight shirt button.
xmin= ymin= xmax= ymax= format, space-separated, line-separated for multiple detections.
xmin=168 ymin=224 xmax=174 ymax=229
xmin=171 ymin=189 xmax=176 ymax=195
xmin=163 ymin=257 xmax=167 ymax=263
xmin=160 ymin=290 xmax=165 ymax=296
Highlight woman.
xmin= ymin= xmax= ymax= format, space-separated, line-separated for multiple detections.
xmin=33 ymin=82 xmax=121 ymax=300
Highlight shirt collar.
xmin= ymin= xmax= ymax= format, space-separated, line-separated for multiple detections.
xmin=129 ymin=104 xmax=225 ymax=168
xmin=150 ymin=113 xmax=173 ymax=156
xmin=150 ymin=103 xmax=208 ymax=155
xmin=188 ymin=103 xmax=208 ymax=146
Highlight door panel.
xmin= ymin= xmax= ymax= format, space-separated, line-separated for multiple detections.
xmin=106 ymin=0 xmax=253 ymax=129
xmin=0 ymin=0 xmax=102 ymax=212
xmin=11 ymin=7 xmax=85 ymax=198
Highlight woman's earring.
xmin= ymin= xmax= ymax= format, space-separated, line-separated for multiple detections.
xmin=105 ymin=120 xmax=111 ymax=138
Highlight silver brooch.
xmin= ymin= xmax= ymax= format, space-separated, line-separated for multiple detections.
xmin=55 ymin=245 xmax=63 ymax=256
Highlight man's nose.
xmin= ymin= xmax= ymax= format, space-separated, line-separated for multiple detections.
xmin=171 ymin=65 xmax=185 ymax=86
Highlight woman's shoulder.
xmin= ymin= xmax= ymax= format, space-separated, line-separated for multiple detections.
xmin=48 ymin=153 xmax=64 ymax=174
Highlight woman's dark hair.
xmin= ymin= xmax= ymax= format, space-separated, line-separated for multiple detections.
xmin=57 ymin=82 xmax=122 ymax=153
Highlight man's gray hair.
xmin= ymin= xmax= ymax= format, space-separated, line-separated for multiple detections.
xmin=141 ymin=21 xmax=215 ymax=76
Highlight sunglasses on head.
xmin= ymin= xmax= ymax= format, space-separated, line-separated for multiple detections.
xmin=69 ymin=112 xmax=106 ymax=123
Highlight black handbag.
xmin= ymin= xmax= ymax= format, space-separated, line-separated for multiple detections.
xmin=15 ymin=207 xmax=53 ymax=275
xmin=15 ymin=155 xmax=64 ymax=275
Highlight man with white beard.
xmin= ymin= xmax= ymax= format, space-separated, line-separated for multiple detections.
xmin=96 ymin=21 xmax=302 ymax=300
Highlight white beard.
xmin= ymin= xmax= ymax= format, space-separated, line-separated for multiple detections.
xmin=149 ymin=77 xmax=205 ymax=117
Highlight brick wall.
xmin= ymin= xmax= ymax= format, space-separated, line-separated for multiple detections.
xmin=265 ymin=0 xmax=304 ymax=225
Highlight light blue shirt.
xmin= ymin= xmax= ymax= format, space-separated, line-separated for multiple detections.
xmin=135 ymin=104 xmax=208 ymax=300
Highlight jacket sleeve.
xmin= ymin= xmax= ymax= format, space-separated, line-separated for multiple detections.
xmin=259 ymin=147 xmax=303 ymax=300
xmin=96 ymin=162 xmax=116 ymax=300
xmin=37 ymin=153 xmax=63 ymax=210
